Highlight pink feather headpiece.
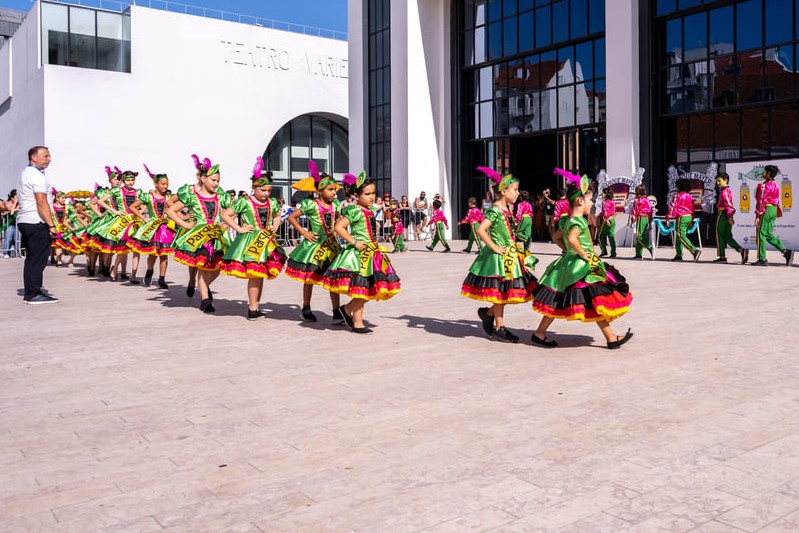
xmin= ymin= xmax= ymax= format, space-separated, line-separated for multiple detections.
xmin=252 ymin=156 xmax=265 ymax=178
xmin=114 ymin=166 xmax=122 ymax=176
xmin=308 ymin=160 xmax=321 ymax=183
xmin=143 ymin=163 xmax=154 ymax=180
xmin=553 ymin=167 xmax=582 ymax=188
xmin=342 ymin=173 xmax=358 ymax=185
xmin=477 ymin=166 xmax=517 ymax=192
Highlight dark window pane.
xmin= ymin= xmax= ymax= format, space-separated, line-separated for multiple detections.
xmin=495 ymin=62 xmax=508 ymax=100
xmin=553 ymin=1 xmax=568 ymax=44
xmin=666 ymin=66 xmax=683 ymax=113
xmin=595 ymin=38 xmax=605 ymax=78
xmin=765 ymin=0 xmax=792 ymax=45
xmin=689 ymin=114 xmax=713 ymax=161
xmin=576 ymin=40 xmax=592 ymax=81
xmin=369 ymin=107 xmax=377 ymax=142
xmin=369 ymin=71 xmax=376 ymax=106
xmin=666 ymin=18 xmax=682 ymax=63
xmin=383 ymin=30 xmax=391 ymax=66
xmin=375 ymin=0 xmax=382 ymax=31
xmin=684 ymin=12 xmax=707 ymax=60
xmin=504 ymin=0 xmax=517 ymax=18
xmin=488 ymin=21 xmax=502 ymax=60
xmin=488 ymin=0 xmax=502 ymax=21
xmin=709 ymin=6 xmax=734 ymax=54
xmin=765 ymin=46 xmax=793 ymax=100
xmin=570 ymin=0 xmax=587 ymax=39
xmin=519 ymin=0 xmax=533 ymax=11
xmin=519 ymin=11 xmax=534 ymax=52
xmin=536 ymin=6 xmax=551 ymax=48
xmin=292 ymin=115 xmax=311 ymax=148
xmin=711 ymin=56 xmax=737 ymax=107
xmin=384 ymin=68 xmax=391 ymax=104
xmin=737 ymin=0 xmax=763 ymax=51
xmin=575 ymin=82 xmax=589 ymax=124
xmin=588 ymin=0 xmax=604 ymax=33
xmin=594 ymin=79 xmax=606 ymax=122
xmin=715 ymin=111 xmax=740 ymax=160
xmin=676 ymin=116 xmax=689 ymax=163
xmin=679 ymin=0 xmax=701 ymax=9
xmin=464 ymin=29 xmax=475 ymax=66
xmin=770 ymin=105 xmax=799 ymax=157
xmin=369 ymin=34 xmax=376 ymax=69
xmin=737 ymin=51 xmax=763 ymax=103
xmin=741 ymin=106 xmax=769 ymax=158
xmin=657 ymin=0 xmax=676 ymax=16
xmin=382 ymin=0 xmax=390 ymax=29
xmin=558 ymin=45 xmax=575 ymax=85
xmin=465 ymin=0 xmax=476 ymax=28
xmin=687 ymin=60 xmax=710 ymax=110
xmin=504 ymin=16 xmax=518 ymax=56
xmin=541 ymin=88 xmax=556 ymax=129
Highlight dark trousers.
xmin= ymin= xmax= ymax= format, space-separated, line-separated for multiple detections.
xmin=18 ymin=222 xmax=51 ymax=300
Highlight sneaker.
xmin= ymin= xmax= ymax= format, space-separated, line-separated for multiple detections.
xmin=712 ymin=257 xmax=727 ymax=263
xmin=477 ymin=307 xmax=494 ymax=337
xmin=332 ymin=306 xmax=345 ymax=325
xmin=752 ymin=259 xmax=768 ymax=266
xmin=301 ymin=305 xmax=317 ymax=322
xmin=692 ymin=249 xmax=702 ymax=262
xmin=783 ymin=249 xmax=794 ymax=266
xmin=2 ymin=254 xmax=8 ymax=259
xmin=247 ymin=309 xmax=264 ymax=321
xmin=740 ymin=248 xmax=749 ymax=264
xmin=24 ymin=293 xmax=59 ymax=305
xmin=492 ymin=327 xmax=518 ymax=343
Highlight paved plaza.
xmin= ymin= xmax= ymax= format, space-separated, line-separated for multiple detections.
xmin=1 ymin=241 xmax=799 ymax=532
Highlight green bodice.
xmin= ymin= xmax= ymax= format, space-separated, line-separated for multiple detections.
xmin=231 ymin=196 xmax=279 ymax=229
xmin=342 ymin=205 xmax=378 ymax=243
xmin=300 ymin=197 xmax=338 ymax=237
xmin=178 ymin=186 xmax=232 ymax=224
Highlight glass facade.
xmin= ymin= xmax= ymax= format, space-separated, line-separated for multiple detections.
xmin=458 ymin=0 xmax=606 ymax=200
xmin=654 ymin=0 xmax=799 ymax=171
xmin=368 ymin=0 xmax=392 ymax=196
xmin=264 ymin=114 xmax=349 ymax=201
xmin=41 ymin=2 xmax=131 ymax=73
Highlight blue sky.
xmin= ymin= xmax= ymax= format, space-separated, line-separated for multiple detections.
xmin=0 ymin=0 xmax=348 ymax=34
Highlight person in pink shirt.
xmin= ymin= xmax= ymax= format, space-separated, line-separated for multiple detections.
xmin=598 ymin=189 xmax=617 ymax=258
xmin=714 ymin=172 xmax=748 ymax=264
xmin=425 ymin=199 xmax=450 ymax=252
xmin=514 ymin=190 xmax=534 ymax=251
xmin=551 ymin=187 xmax=571 ymax=251
xmin=753 ymin=164 xmax=793 ymax=266
xmin=666 ymin=179 xmax=701 ymax=261
xmin=631 ymin=185 xmax=654 ymax=260
xmin=458 ymin=197 xmax=483 ymax=253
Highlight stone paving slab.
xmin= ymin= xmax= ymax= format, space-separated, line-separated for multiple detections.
xmin=0 ymin=241 xmax=798 ymax=532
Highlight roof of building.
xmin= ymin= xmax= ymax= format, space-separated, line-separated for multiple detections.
xmin=0 ymin=7 xmax=25 ymax=38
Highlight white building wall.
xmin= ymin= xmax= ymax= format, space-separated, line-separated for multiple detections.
xmin=347 ymin=0 xmax=366 ymax=173
xmin=0 ymin=5 xmax=45 ymax=193
xmin=605 ymin=0 xmax=640 ymax=178
xmin=41 ymin=6 xmax=348 ymax=192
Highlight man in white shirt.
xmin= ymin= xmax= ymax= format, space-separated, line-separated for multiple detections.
xmin=16 ymin=146 xmax=59 ymax=304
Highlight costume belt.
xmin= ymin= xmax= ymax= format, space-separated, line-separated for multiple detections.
xmin=311 ymin=235 xmax=342 ymax=267
xmin=502 ymin=243 xmax=538 ymax=280
xmin=185 ymin=223 xmax=225 ymax=252
xmin=359 ymin=241 xmax=393 ymax=277
xmin=244 ymin=229 xmax=278 ymax=260
xmin=107 ymin=214 xmax=138 ymax=240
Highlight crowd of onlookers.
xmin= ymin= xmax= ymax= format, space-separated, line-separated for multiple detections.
xmin=0 ymin=189 xmax=21 ymax=257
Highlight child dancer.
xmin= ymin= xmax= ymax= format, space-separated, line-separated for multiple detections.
xmin=458 ymin=197 xmax=483 ymax=253
xmin=551 ymin=172 xmax=576 ymax=250
xmin=515 ymin=191 xmax=533 ymax=251
xmin=425 ymin=200 xmax=451 ymax=252
xmin=390 ymin=206 xmax=406 ymax=252
xmin=531 ymin=175 xmax=633 ymax=349
xmin=127 ymin=164 xmax=176 ymax=287
xmin=461 ymin=167 xmax=538 ymax=343
xmin=631 ymin=185 xmax=655 ymax=260
xmin=166 ymin=157 xmax=232 ymax=313
xmin=285 ymin=160 xmax=344 ymax=323
xmin=598 ymin=189 xmax=617 ymax=258
xmin=321 ymin=171 xmax=401 ymax=334
xmin=714 ymin=173 xmax=748 ymax=264
xmin=666 ymin=179 xmax=701 ymax=262
xmin=50 ymin=190 xmax=71 ymax=267
xmin=55 ymin=196 xmax=89 ymax=264
xmin=753 ymin=165 xmax=793 ymax=266
xmin=220 ymin=157 xmax=286 ymax=319
xmin=96 ymin=170 xmax=145 ymax=281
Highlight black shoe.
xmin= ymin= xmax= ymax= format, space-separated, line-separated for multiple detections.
xmin=607 ymin=328 xmax=633 ymax=350
xmin=692 ymin=250 xmax=701 ymax=262
xmin=712 ymin=257 xmax=727 ymax=263
xmin=531 ymin=333 xmax=558 ymax=348
xmin=87 ymin=268 xmax=95 ymax=277
xmin=492 ymin=327 xmax=518 ymax=343
xmin=101 ymin=266 xmax=111 ymax=277
xmin=425 ymin=245 xmax=433 ymax=251
xmin=740 ymin=248 xmax=749 ymax=264
xmin=247 ymin=309 xmax=264 ymax=321
xmin=143 ymin=270 xmax=154 ymax=286
xmin=672 ymin=256 xmax=683 ymax=262
xmin=120 ymin=273 xmax=130 ymax=280
xmin=752 ymin=259 xmax=768 ymax=266
xmin=50 ymin=257 xmax=57 ymax=265
xmin=609 ymin=253 xmax=617 ymax=258
xmin=352 ymin=326 xmax=373 ymax=334
xmin=332 ymin=306 xmax=345 ymax=325
xmin=301 ymin=305 xmax=317 ymax=322
xmin=783 ymin=249 xmax=794 ymax=266
xmin=598 ymin=253 xmax=607 ymax=258
xmin=634 ymin=256 xmax=643 ymax=261
xmin=443 ymin=247 xmax=451 ymax=253
xmin=158 ymin=277 xmax=169 ymax=289
xmin=23 ymin=293 xmax=60 ymax=305
xmin=128 ymin=278 xmax=141 ymax=285
xmin=200 ymin=298 xmax=215 ymax=313
xmin=338 ymin=305 xmax=354 ymax=329
xmin=186 ymin=285 xmax=196 ymax=297
xmin=477 ymin=307 xmax=494 ymax=337
xmin=462 ymin=248 xmax=471 ymax=253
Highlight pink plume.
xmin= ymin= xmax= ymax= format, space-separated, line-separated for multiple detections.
xmin=143 ymin=163 xmax=154 ymax=179
xmin=553 ymin=167 xmax=581 ymax=187
xmin=476 ymin=166 xmax=502 ymax=185
xmin=308 ymin=160 xmax=321 ymax=182
xmin=203 ymin=158 xmax=212 ymax=172
xmin=105 ymin=166 xmax=113 ymax=178
xmin=51 ymin=186 xmax=58 ymax=196
xmin=94 ymin=181 xmax=101 ymax=190
xmin=114 ymin=166 xmax=122 ymax=176
xmin=191 ymin=154 xmax=202 ymax=171
xmin=342 ymin=173 xmax=357 ymax=185
xmin=252 ymin=156 xmax=264 ymax=177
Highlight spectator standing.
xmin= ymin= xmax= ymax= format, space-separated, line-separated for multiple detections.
xmin=481 ymin=190 xmax=493 ymax=211
xmin=374 ymin=196 xmax=385 ymax=241
xmin=398 ymin=195 xmax=412 ymax=240
xmin=16 ymin=146 xmax=59 ymax=304
xmin=3 ymin=190 xmax=20 ymax=257
xmin=413 ymin=191 xmax=429 ymax=240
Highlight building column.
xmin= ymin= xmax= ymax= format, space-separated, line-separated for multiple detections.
xmin=347 ymin=0 xmax=366 ymax=173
